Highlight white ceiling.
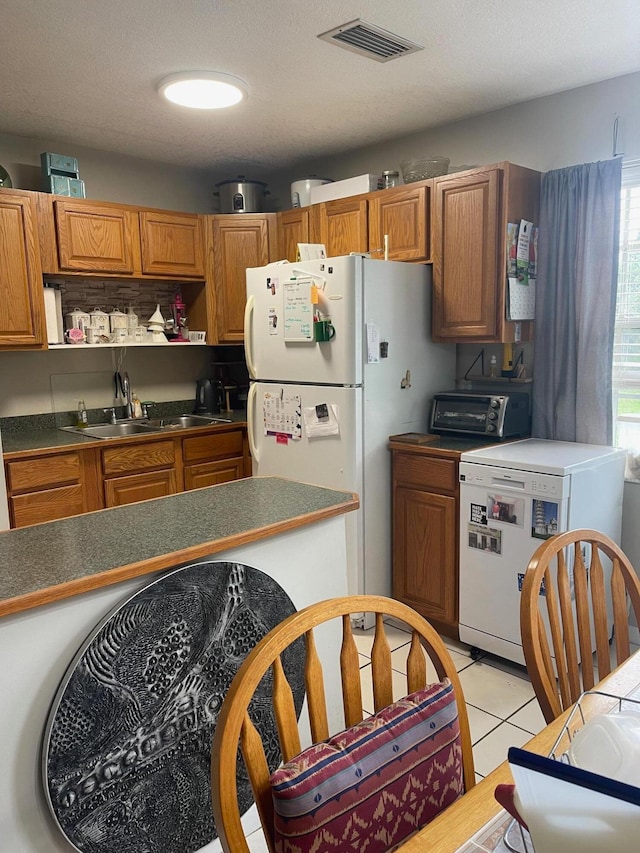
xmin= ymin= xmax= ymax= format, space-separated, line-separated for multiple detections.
xmin=2 ymin=0 xmax=639 ymax=173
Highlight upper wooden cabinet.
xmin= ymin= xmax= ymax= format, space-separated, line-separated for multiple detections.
xmin=0 ymin=189 xmax=46 ymax=348
xmin=139 ymin=210 xmax=204 ymax=277
xmin=277 ymin=208 xmax=311 ymax=262
xmin=54 ymin=200 xmax=137 ymax=273
xmin=313 ymin=196 xmax=369 ymax=257
xmin=431 ymin=163 xmax=540 ymax=343
xmin=207 ymin=214 xmax=276 ymax=343
xmin=39 ymin=195 xmax=205 ymax=279
xmin=311 ymin=184 xmax=431 ymax=261
xmin=368 ymin=184 xmax=430 ymax=261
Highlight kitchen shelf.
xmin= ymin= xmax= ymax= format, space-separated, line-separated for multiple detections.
xmin=466 ymin=376 xmax=533 ymax=384
xmin=48 ymin=342 xmax=208 ymax=350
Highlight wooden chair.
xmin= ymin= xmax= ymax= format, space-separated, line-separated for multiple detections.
xmin=520 ymin=528 xmax=640 ymax=724
xmin=210 ymin=595 xmax=475 ymax=852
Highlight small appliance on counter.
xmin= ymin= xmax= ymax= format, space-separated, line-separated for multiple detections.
xmin=429 ymin=390 xmax=530 ymax=440
xmin=194 ymin=378 xmax=225 ymax=414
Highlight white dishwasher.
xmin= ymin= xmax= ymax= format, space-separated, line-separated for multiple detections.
xmin=458 ymin=438 xmax=626 ymax=664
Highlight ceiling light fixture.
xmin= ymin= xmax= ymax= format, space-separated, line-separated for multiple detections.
xmin=158 ymin=72 xmax=247 ymax=109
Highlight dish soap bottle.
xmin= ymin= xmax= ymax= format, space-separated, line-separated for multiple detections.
xmin=76 ymin=400 xmax=88 ymax=428
xmin=489 ymin=355 xmax=498 ymax=378
xmin=132 ymin=392 xmax=143 ymax=419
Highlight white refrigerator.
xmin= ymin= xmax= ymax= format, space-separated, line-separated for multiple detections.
xmin=245 ymin=255 xmax=455 ymax=601
xmin=458 ymin=438 xmax=626 ymax=664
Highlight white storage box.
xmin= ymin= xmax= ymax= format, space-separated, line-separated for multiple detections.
xmin=310 ymin=174 xmax=380 ymax=205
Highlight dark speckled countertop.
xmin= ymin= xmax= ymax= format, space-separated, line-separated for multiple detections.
xmin=0 ymin=477 xmax=358 ymax=617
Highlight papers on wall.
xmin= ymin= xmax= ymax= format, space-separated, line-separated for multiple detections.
xmin=507 ymin=219 xmax=537 ymax=321
xmin=297 ymin=243 xmax=327 ymax=261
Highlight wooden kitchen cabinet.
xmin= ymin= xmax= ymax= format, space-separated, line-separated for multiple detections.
xmin=101 ymin=438 xmax=178 ymax=508
xmin=277 ymin=208 xmax=311 ymax=262
xmin=6 ymin=450 xmax=94 ymax=527
xmin=53 ymin=199 xmax=137 ymax=273
xmin=312 ymin=197 xmax=369 ymax=257
xmin=368 ymin=183 xmax=431 ymax=261
xmin=182 ymin=429 xmax=245 ymax=489
xmin=390 ymin=445 xmax=460 ymax=638
xmin=39 ymin=195 xmax=205 ymax=280
xmin=431 ymin=162 xmax=540 ymax=343
xmin=0 ymin=189 xmax=47 ymax=348
xmin=139 ymin=210 xmax=204 ymax=277
xmin=309 ymin=184 xmax=431 ymax=261
xmin=207 ymin=214 xmax=276 ymax=343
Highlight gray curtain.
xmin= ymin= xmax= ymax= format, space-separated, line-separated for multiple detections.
xmin=532 ymin=158 xmax=622 ymax=444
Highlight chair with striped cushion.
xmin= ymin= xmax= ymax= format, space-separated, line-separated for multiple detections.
xmin=520 ymin=528 xmax=640 ymax=724
xmin=210 ymin=595 xmax=475 ymax=853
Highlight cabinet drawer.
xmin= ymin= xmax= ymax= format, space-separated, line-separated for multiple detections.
xmin=182 ymin=430 xmax=244 ymax=464
xmin=393 ymin=452 xmax=458 ymax=493
xmin=7 ymin=452 xmax=81 ymax=492
xmin=184 ymin=458 xmax=244 ymax=490
xmin=11 ymin=484 xmax=85 ymax=527
xmin=102 ymin=440 xmax=175 ymax=476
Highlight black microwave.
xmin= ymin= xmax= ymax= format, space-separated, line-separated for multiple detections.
xmin=429 ymin=391 xmax=530 ymax=440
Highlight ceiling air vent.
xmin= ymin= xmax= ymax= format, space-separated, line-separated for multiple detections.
xmin=317 ymin=19 xmax=423 ymax=63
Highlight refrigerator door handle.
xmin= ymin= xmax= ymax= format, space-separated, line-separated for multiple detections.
xmin=244 ymin=295 xmax=256 ymax=379
xmin=247 ymin=382 xmax=259 ymax=463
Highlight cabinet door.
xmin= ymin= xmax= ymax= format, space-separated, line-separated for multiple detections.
xmin=277 ymin=208 xmax=310 ymax=262
xmin=139 ymin=211 xmax=204 ymax=277
xmin=0 ymin=191 xmax=46 ymax=347
xmin=368 ymin=184 xmax=430 ymax=261
xmin=393 ymin=485 xmax=458 ymax=629
xmin=104 ymin=469 xmax=178 ymax=507
xmin=54 ymin=200 xmax=136 ymax=273
xmin=432 ymin=169 xmax=500 ymax=341
xmin=184 ymin=457 xmax=244 ymax=490
xmin=212 ymin=216 xmax=271 ymax=342
xmin=313 ymin=197 xmax=368 ymax=256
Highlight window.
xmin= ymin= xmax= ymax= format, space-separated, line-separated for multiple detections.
xmin=613 ymin=161 xmax=640 ymax=464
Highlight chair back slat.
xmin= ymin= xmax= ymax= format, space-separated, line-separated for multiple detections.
xmin=371 ymin=613 xmax=393 ymax=711
xmin=573 ymin=543 xmax=595 ymax=691
xmin=304 ymin=629 xmax=329 ymax=743
xmin=589 ymin=546 xmax=612 ymax=681
xmin=272 ymin=655 xmax=301 ymax=762
xmin=407 ymin=631 xmax=427 ymax=694
xmin=211 ymin=595 xmax=477 ymax=853
xmin=341 ymin=613 xmax=364 ymax=728
xmin=240 ymin=712 xmax=275 ymax=850
xmin=556 ymin=548 xmax=581 ymax=701
xmin=612 ymin=557 xmax=632 ymax=665
xmin=543 ymin=565 xmax=572 ymax=709
xmin=521 ymin=529 xmax=640 ymax=725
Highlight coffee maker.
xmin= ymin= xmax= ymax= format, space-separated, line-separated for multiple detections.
xmin=194 ymin=379 xmax=225 ymax=414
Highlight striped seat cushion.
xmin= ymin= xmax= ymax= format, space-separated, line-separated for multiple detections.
xmin=270 ymin=679 xmax=463 ymax=853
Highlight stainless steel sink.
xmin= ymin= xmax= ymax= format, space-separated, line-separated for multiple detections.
xmin=60 ymin=414 xmax=232 ymax=439
xmin=144 ymin=415 xmax=233 ymax=430
xmin=61 ymin=422 xmax=163 ymax=439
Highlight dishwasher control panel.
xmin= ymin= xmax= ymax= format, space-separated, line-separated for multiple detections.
xmin=459 ymin=462 xmax=569 ymax=500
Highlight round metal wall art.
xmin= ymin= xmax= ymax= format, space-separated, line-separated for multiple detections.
xmin=42 ymin=561 xmax=305 ymax=853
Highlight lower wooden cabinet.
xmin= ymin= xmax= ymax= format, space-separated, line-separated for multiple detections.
xmin=4 ymin=426 xmax=248 ymax=527
xmin=390 ymin=445 xmax=460 ymax=638
xmin=104 ymin=469 xmax=179 ymax=508
xmin=6 ymin=451 xmax=89 ymax=527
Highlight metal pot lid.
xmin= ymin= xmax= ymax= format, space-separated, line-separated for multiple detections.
xmin=214 ymin=175 xmax=268 ymax=188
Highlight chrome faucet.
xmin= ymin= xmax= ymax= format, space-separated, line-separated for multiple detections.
xmin=122 ymin=372 xmax=133 ymax=418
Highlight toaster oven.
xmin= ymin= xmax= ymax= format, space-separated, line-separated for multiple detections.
xmin=429 ymin=391 xmax=530 ymax=440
